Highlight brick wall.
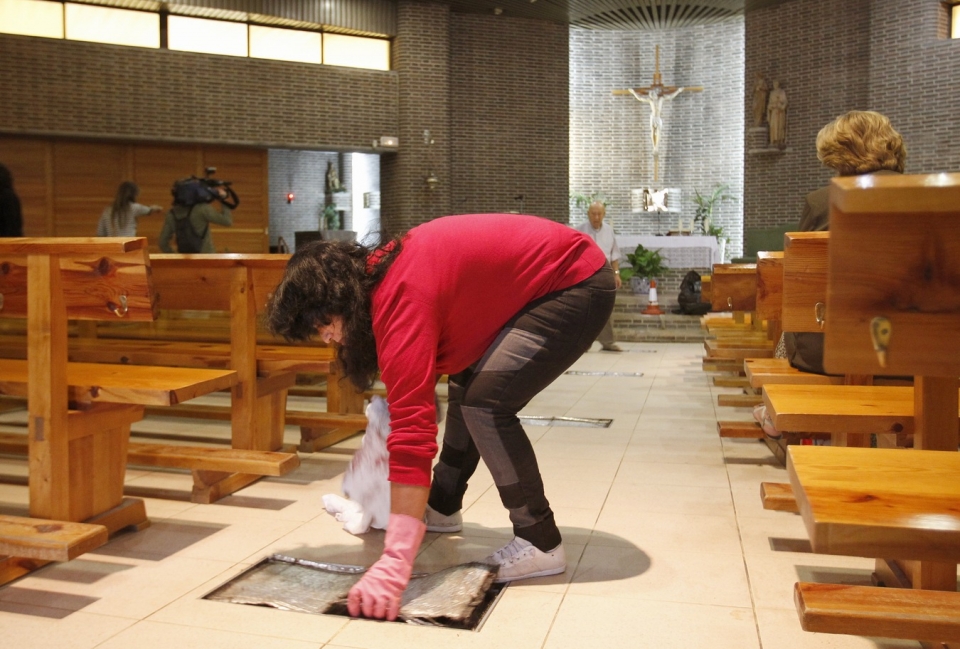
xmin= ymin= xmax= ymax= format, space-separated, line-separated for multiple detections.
xmin=744 ymin=0 xmax=960 ymax=231
xmin=0 ymin=33 xmax=397 ymax=150
xmin=383 ymin=3 xmax=570 ymax=233
xmin=867 ymin=0 xmax=960 ymax=174
xmin=448 ymin=14 xmax=570 ymax=222
xmin=744 ymin=0 xmax=870 ymax=230
xmin=380 ymin=2 xmax=451 ymax=234
xmin=569 ymin=22 xmax=745 ymax=256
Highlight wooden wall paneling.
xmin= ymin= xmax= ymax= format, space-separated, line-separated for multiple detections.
xmin=52 ymin=142 xmax=126 ymax=238
xmin=203 ymin=146 xmax=268 ymax=253
xmin=262 ymin=149 xmax=271 ymax=249
xmin=131 ymin=144 xmax=201 ymax=249
xmin=0 ymin=137 xmax=53 ymax=236
xmin=2 ymin=137 xmax=269 ymax=252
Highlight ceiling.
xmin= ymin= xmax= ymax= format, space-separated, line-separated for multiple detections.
xmin=437 ymin=0 xmax=789 ymax=30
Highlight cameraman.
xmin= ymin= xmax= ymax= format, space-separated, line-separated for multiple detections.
xmin=158 ymin=184 xmax=233 ymax=253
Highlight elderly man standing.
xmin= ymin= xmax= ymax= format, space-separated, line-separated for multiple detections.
xmin=576 ymin=201 xmax=623 ymax=352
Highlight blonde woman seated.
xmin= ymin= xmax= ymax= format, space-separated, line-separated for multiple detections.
xmin=759 ymin=110 xmax=906 ymax=439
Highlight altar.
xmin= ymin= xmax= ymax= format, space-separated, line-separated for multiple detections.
xmin=616 ymin=235 xmax=720 ymax=268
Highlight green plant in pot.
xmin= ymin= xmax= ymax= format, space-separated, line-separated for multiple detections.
xmin=620 ymin=244 xmax=667 ymax=294
xmin=570 ymin=191 xmax=608 ymax=213
xmin=322 ymin=204 xmax=340 ymax=230
xmin=693 ymin=183 xmax=734 ymax=261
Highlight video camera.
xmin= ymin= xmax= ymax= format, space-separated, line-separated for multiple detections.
xmin=171 ymin=167 xmax=240 ymax=209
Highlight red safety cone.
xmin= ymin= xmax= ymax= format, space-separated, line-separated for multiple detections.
xmin=642 ymin=279 xmax=664 ymax=315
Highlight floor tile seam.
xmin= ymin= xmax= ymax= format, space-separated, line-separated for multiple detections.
xmin=576 ymin=544 xmax=758 ymax=561
xmin=82 ymin=613 xmax=141 ymax=649
xmin=720 ymin=408 xmax=767 ymax=649
xmin=551 ymin=589 xmax=757 ymax=614
xmin=105 ymin=616 xmax=321 ymax=644
xmin=558 ymin=588 xmax=752 ymax=610
xmin=169 ymin=510 xmax=321 ymax=527
xmin=0 ymin=599 xmax=143 ymax=623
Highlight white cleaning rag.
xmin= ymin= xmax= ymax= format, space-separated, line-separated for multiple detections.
xmin=322 ymin=395 xmax=391 ymax=535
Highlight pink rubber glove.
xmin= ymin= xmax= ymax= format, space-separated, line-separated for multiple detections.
xmin=347 ymin=513 xmax=426 ymax=620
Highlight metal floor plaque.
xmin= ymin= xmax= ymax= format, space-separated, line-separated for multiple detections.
xmin=204 ymin=555 xmax=506 ymax=630
xmin=518 ymin=416 xmax=612 ymax=428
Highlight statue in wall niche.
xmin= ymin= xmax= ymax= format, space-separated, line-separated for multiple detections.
xmin=767 ymin=80 xmax=788 ymax=148
xmin=752 ymin=73 xmax=768 ymax=127
xmin=326 ymin=160 xmax=344 ymax=193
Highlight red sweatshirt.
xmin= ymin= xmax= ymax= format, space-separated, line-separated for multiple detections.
xmin=370 ymin=213 xmax=606 ymax=487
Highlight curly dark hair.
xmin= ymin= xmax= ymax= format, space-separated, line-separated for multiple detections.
xmin=266 ymin=237 xmax=402 ymax=390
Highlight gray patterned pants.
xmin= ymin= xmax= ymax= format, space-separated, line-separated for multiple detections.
xmin=427 ymin=265 xmax=616 ymax=551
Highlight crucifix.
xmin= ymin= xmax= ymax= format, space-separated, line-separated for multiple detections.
xmin=613 ymin=45 xmax=703 ymax=182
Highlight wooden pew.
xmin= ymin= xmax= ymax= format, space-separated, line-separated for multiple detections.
xmin=710 ymin=254 xmax=786 ymax=410
xmin=789 ymin=447 xmax=960 ymax=644
xmin=758 ymin=225 xmax=925 ymax=505
xmin=786 ymin=173 xmax=960 ymax=645
xmin=0 ymin=243 xmax=298 ymax=506
xmin=70 ymin=254 xmax=368 ymax=453
xmin=0 ymin=238 xmax=237 ymax=584
xmin=703 ymin=263 xmax=772 ymax=366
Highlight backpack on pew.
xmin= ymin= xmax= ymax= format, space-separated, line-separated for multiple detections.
xmin=675 ymin=270 xmax=711 ymax=315
xmin=173 ymin=207 xmax=208 ymax=254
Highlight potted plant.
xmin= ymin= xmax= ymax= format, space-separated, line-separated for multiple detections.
xmin=322 ymin=204 xmax=340 ymax=230
xmin=693 ymin=183 xmax=734 ymax=261
xmin=570 ymin=190 xmax=607 ymax=213
xmin=620 ymin=244 xmax=667 ymax=294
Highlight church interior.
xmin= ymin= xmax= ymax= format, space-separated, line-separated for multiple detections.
xmin=1 ymin=0 xmax=959 ymax=647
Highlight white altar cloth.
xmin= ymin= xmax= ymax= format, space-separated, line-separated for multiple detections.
xmin=616 ymin=235 xmax=720 ymax=269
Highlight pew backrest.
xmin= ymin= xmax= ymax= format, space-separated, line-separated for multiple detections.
xmin=710 ymin=263 xmax=758 ymax=312
xmin=756 ymin=251 xmax=784 ymax=323
xmin=0 ymin=238 xmax=158 ymax=321
xmin=782 ymin=232 xmax=828 ymax=333
xmin=824 ymin=173 xmax=960 ymax=377
xmin=149 ymin=254 xmax=288 ymax=314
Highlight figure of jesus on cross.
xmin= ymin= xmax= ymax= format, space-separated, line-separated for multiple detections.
xmin=614 ymin=45 xmax=703 ymax=181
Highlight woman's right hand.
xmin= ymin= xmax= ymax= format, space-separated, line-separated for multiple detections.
xmin=347 ymin=513 xmax=425 ymax=620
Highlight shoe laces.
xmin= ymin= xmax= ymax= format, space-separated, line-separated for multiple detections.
xmin=492 ymin=537 xmax=534 ymax=564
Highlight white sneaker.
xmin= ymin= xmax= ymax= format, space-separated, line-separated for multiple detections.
xmin=423 ymin=504 xmax=462 ymax=533
xmin=484 ymin=537 xmax=566 ymax=583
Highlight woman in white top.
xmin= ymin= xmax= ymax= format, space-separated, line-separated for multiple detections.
xmin=96 ymin=181 xmax=162 ymax=237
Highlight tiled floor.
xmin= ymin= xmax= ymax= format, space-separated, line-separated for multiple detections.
xmin=0 ymin=342 xmax=931 ymax=648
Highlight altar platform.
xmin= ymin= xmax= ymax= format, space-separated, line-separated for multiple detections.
xmin=616 ymin=235 xmax=721 ymax=268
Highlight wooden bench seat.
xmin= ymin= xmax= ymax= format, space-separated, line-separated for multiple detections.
xmin=763 ymin=384 xmax=952 ymax=436
xmin=744 ymin=358 xmax=843 ymax=389
xmin=704 ymin=338 xmax=773 ymax=360
xmin=795 ymin=582 xmax=960 ymax=642
xmin=0 ymin=358 xmax=236 ymax=406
